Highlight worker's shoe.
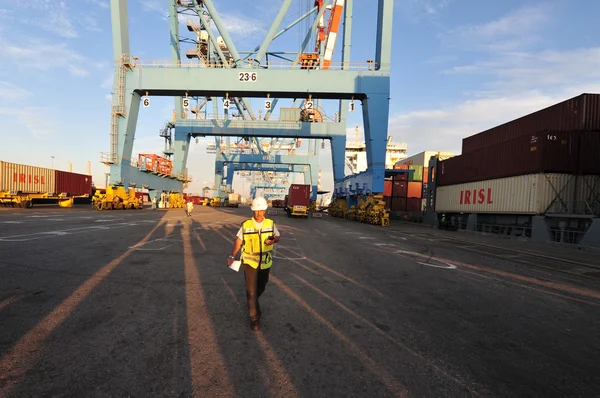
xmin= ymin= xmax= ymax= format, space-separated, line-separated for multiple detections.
xmin=250 ymin=319 xmax=260 ymax=332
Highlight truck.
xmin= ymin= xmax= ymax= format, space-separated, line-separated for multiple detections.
xmin=1 ymin=160 xmax=92 ymax=208
xmin=227 ymin=193 xmax=241 ymax=207
xmin=285 ymin=184 xmax=311 ymax=218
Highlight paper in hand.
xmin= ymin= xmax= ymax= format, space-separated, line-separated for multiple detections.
xmin=229 ymin=260 xmax=242 ymax=272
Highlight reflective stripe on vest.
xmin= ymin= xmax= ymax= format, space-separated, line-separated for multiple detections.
xmin=242 ymin=218 xmax=274 ymax=269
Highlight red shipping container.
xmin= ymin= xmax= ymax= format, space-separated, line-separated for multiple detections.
xmin=393 ymin=163 xmax=409 ymax=170
xmin=407 ymin=182 xmax=422 ymax=198
xmin=288 ymin=184 xmax=310 ymax=207
xmin=406 ymin=197 xmax=422 ymax=213
xmin=393 ymin=173 xmax=408 ymax=181
xmin=392 ymin=181 xmax=407 ymax=197
xmin=391 ymin=197 xmax=406 ymax=212
xmin=462 ymin=94 xmax=600 ymax=154
xmin=437 ymin=130 xmax=592 ymax=186
xmin=384 ymin=180 xmax=392 ymax=197
xmin=55 ymin=170 xmax=92 ymax=196
xmin=383 ymin=197 xmax=391 ymax=209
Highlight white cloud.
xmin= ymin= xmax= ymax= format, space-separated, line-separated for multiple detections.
xmin=446 ymin=4 xmax=552 ymax=52
xmin=0 ymin=37 xmax=94 ymax=77
xmin=0 ymin=107 xmax=58 ymax=137
xmin=217 ymin=13 xmax=267 ymax=37
xmin=81 ymin=15 xmax=103 ymax=32
xmin=443 ymin=47 xmax=600 ymax=94
xmin=87 ymin=0 xmax=110 ymax=9
xmin=389 ymin=85 xmax=600 ymax=156
xmin=0 ymin=82 xmax=31 ymax=101
xmin=139 ymin=0 xmax=168 ymax=19
xmin=399 ymin=0 xmax=453 ymax=22
xmin=3 ymin=1 xmax=79 ymax=38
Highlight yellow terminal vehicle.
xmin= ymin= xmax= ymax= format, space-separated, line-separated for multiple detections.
xmin=92 ymin=186 xmax=142 ymax=210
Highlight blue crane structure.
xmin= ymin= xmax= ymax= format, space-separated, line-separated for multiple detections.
xmin=107 ymin=0 xmax=394 ymax=203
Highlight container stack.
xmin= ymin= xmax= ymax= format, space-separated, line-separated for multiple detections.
xmin=435 ymin=93 xmax=600 ymax=215
xmin=382 ymin=164 xmax=427 ymax=213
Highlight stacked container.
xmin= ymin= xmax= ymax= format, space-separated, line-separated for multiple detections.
xmin=382 ymin=164 xmax=425 ymax=212
xmin=434 ymin=93 xmax=600 ymax=216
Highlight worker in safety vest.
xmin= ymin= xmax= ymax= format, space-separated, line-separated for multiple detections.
xmin=186 ymin=200 xmax=194 ymax=217
xmin=228 ymin=196 xmax=280 ymax=331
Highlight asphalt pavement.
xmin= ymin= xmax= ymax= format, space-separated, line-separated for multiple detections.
xmin=1 ymin=205 xmax=599 ymax=397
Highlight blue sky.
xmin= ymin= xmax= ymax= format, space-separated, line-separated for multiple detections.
xmin=1 ymin=0 xmax=599 ymax=195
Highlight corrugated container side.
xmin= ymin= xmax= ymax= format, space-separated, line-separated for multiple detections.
xmin=0 ymin=161 xmax=56 ymax=194
xmin=391 ymin=197 xmax=406 ymax=212
xmin=406 ymin=197 xmax=422 ymax=213
xmin=462 ymin=94 xmax=600 ymax=153
xmin=393 ymin=173 xmax=408 ymax=182
xmin=392 ymin=181 xmax=407 ymax=197
xmin=577 ymin=131 xmax=600 ymax=174
xmin=408 ymin=165 xmax=423 ymax=182
xmin=383 ymin=181 xmax=392 ymax=197
xmin=407 ymin=182 xmax=422 ymax=198
xmin=439 ymin=131 xmax=581 ymax=186
xmin=384 ymin=197 xmax=391 ymax=209
xmin=435 ymin=173 xmax=600 ymax=214
xmin=288 ymin=184 xmax=310 ymax=207
xmin=55 ymin=170 xmax=92 ymax=196
xmin=397 ymin=151 xmax=454 ymax=167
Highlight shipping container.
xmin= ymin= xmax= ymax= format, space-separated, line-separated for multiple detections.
xmin=437 ymin=131 xmax=599 ymax=186
xmin=407 ymin=182 xmax=422 ymax=198
xmin=435 ymin=173 xmax=600 ymax=215
xmin=0 ymin=161 xmax=56 ymax=194
xmin=392 ymin=180 xmax=407 ymax=197
xmin=396 ymin=151 xmax=454 ymax=167
xmin=55 ymin=170 xmax=92 ymax=196
xmin=383 ymin=197 xmax=391 ymax=209
xmin=384 ymin=180 xmax=392 ymax=197
xmin=287 ymin=184 xmax=311 ymax=217
xmin=462 ymin=93 xmax=600 ymax=154
xmin=391 ymin=197 xmax=406 ymax=212
xmin=408 ymin=165 xmax=423 ymax=182
xmin=393 ymin=173 xmax=408 ymax=182
xmin=406 ymin=197 xmax=422 ymax=213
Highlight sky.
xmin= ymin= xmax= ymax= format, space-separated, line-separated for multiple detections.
xmin=1 ymin=0 xmax=599 ymax=196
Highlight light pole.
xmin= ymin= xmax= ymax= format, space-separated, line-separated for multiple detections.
xmin=51 ymin=156 xmax=55 ymax=169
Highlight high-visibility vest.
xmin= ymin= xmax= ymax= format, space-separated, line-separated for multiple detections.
xmin=241 ymin=218 xmax=275 ymax=269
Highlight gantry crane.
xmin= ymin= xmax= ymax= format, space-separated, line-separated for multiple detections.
xmin=107 ymin=0 xmax=394 ymax=212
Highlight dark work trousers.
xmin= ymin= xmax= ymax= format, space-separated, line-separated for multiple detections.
xmin=243 ymin=263 xmax=271 ymax=321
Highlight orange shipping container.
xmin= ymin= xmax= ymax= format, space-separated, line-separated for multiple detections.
xmin=384 ymin=180 xmax=392 ymax=197
xmin=423 ymin=167 xmax=429 ymax=183
xmin=0 ymin=161 xmax=56 ymax=194
xmin=407 ymin=182 xmax=422 ymax=198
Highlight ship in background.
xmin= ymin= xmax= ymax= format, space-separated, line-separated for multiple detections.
xmin=345 ymin=126 xmax=408 ymax=175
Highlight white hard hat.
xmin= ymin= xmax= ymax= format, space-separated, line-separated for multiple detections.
xmin=251 ymin=196 xmax=268 ymax=211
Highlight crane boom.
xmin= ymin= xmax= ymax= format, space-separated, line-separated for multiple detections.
xmin=323 ymin=0 xmax=345 ymax=70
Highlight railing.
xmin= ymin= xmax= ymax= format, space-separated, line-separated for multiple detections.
xmin=133 ymin=58 xmax=378 ymax=71
xmin=546 ymin=200 xmax=600 ymax=216
xmin=475 ymin=222 xmax=532 ymax=239
xmin=548 ymin=228 xmax=588 ymax=245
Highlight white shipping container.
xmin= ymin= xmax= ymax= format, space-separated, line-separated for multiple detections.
xmin=396 ymin=150 xmax=454 ymax=167
xmin=0 ymin=161 xmax=56 ymax=194
xmin=435 ymin=174 xmax=600 ymax=214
